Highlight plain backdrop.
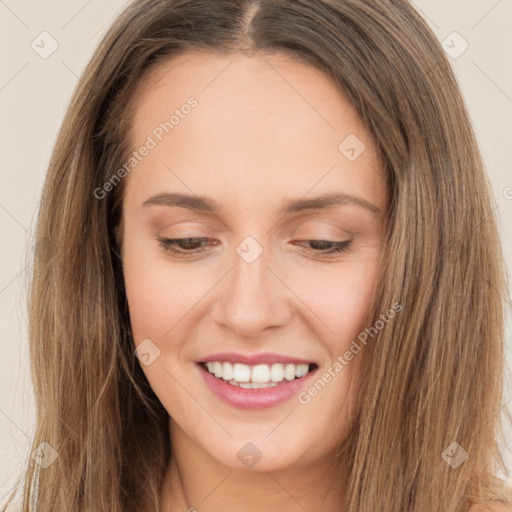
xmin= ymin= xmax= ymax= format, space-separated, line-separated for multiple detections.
xmin=1 ymin=0 xmax=511 ymax=504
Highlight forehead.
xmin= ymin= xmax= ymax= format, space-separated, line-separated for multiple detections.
xmin=123 ymin=50 xmax=386 ymax=213
xmin=129 ymin=50 xmax=366 ymax=140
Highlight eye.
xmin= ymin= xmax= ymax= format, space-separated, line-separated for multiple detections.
xmin=294 ymin=239 xmax=352 ymax=256
xmin=157 ymin=237 xmax=352 ymax=258
xmin=157 ymin=237 xmax=215 ymax=257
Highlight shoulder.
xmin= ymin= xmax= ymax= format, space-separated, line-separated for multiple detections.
xmin=469 ymin=503 xmax=512 ymax=512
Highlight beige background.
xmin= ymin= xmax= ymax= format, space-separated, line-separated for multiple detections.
xmin=1 ymin=0 xmax=511 ymax=502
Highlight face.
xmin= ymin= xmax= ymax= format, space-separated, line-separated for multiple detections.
xmin=119 ymin=50 xmax=387 ymax=473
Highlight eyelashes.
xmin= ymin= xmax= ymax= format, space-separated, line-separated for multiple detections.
xmin=156 ymin=237 xmax=352 ymax=259
xmin=157 ymin=237 xmax=215 ymax=256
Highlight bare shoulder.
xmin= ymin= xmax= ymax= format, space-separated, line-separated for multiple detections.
xmin=469 ymin=503 xmax=512 ymax=512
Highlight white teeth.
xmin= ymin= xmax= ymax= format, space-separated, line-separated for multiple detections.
xmin=233 ymin=363 xmax=251 ymax=382
xmin=270 ymin=363 xmax=284 ymax=382
xmin=284 ymin=363 xmax=296 ymax=381
xmin=239 ymin=382 xmax=278 ymax=389
xmin=251 ymin=364 xmax=271 ymax=383
xmin=222 ymin=362 xmax=233 ymax=381
xmin=203 ymin=361 xmax=311 ymax=385
xmin=213 ymin=361 xmax=223 ymax=378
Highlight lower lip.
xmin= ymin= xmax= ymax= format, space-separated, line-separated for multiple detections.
xmin=197 ymin=364 xmax=318 ymax=410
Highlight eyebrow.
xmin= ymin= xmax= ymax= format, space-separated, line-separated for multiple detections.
xmin=142 ymin=191 xmax=381 ymax=215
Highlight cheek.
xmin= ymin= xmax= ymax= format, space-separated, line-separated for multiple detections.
xmin=123 ymin=258 xmax=171 ymax=343
xmin=122 ymin=235 xmax=212 ymax=344
xmin=122 ymin=250 xmax=207 ymax=410
xmin=290 ymin=257 xmax=381 ymax=345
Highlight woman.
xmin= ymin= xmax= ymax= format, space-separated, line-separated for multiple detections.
xmin=2 ymin=0 xmax=511 ymax=510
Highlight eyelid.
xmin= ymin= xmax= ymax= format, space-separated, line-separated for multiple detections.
xmin=156 ymin=236 xmax=353 ymax=259
xmin=287 ymin=218 xmax=355 ymax=237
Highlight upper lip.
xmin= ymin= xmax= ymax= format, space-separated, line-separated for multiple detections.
xmin=197 ymin=352 xmax=316 ymax=366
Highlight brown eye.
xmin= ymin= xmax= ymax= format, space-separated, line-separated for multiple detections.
xmin=295 ymin=239 xmax=352 ymax=255
xmin=156 ymin=237 xmax=352 ymax=259
xmin=157 ymin=237 xmax=215 ymax=257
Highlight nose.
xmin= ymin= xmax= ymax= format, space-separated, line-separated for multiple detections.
xmin=210 ymin=243 xmax=292 ymax=339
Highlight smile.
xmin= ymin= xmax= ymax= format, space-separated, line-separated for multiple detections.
xmin=202 ymin=361 xmax=317 ymax=388
xmin=197 ymin=357 xmax=319 ymax=410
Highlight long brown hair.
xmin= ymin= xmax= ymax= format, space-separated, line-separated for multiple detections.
xmin=4 ymin=0 xmax=511 ymax=510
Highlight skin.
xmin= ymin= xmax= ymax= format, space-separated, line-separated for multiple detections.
xmin=118 ymin=50 xmax=388 ymax=511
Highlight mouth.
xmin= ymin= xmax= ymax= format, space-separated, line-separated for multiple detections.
xmin=198 ymin=361 xmax=319 ymax=389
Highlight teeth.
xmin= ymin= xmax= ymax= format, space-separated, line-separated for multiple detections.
xmin=284 ymin=363 xmax=296 ymax=381
xmin=251 ymin=364 xmax=270 ymax=383
xmin=222 ymin=362 xmax=233 ymax=380
xmin=203 ymin=361 xmax=311 ymax=385
xmin=270 ymin=363 xmax=284 ymax=382
xmin=233 ymin=363 xmax=251 ymax=382
xmin=213 ymin=361 xmax=223 ymax=378
xmin=239 ymin=382 xmax=278 ymax=389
